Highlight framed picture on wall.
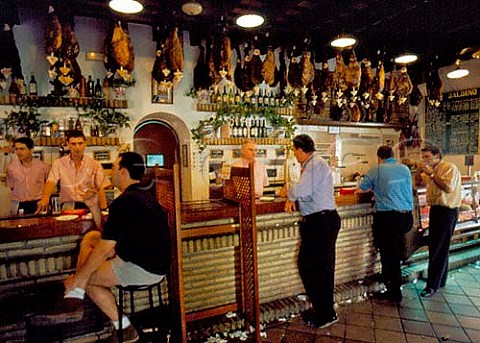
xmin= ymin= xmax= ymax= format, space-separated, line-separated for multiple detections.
xmin=151 ymin=78 xmax=173 ymax=104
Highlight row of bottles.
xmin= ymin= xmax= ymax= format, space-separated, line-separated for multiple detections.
xmin=210 ymin=86 xmax=286 ymax=108
xmin=230 ymin=117 xmax=268 ymax=138
xmin=1 ymin=75 xmax=37 ymax=96
xmin=84 ymin=76 xmax=105 ymax=98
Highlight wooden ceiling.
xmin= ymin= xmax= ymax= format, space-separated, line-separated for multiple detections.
xmin=4 ymin=0 xmax=480 ymax=73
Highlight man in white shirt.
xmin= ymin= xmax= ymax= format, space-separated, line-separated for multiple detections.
xmin=233 ymin=140 xmax=269 ymax=197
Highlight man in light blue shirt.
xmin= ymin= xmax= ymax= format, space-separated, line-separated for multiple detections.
xmin=282 ymin=134 xmax=341 ymax=329
xmin=358 ymin=145 xmax=413 ymax=302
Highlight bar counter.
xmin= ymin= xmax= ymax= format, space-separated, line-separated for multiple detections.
xmin=0 ymin=194 xmax=376 ymax=341
xmin=179 ymin=196 xmax=378 ymax=319
xmin=0 ymin=215 xmax=95 ymax=296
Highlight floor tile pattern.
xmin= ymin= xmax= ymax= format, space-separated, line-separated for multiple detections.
xmin=261 ymin=264 xmax=480 ymax=343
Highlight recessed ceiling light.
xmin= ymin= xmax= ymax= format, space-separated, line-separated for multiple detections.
xmin=109 ymin=0 xmax=143 ymax=14
xmin=394 ymin=53 xmax=418 ymax=64
xmin=236 ymin=14 xmax=265 ymax=28
xmin=330 ymin=36 xmax=356 ymax=49
xmin=447 ymin=67 xmax=469 ymax=79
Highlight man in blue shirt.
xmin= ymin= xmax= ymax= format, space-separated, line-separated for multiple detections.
xmin=281 ymin=134 xmax=341 ymax=329
xmin=358 ymin=146 xmax=413 ymax=302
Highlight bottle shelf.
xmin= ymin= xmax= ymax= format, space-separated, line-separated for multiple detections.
xmin=201 ymin=137 xmax=290 ymax=146
xmin=0 ymin=95 xmax=127 ymax=109
xmin=196 ymin=103 xmax=295 ymax=116
xmin=34 ymin=136 xmax=120 ymax=147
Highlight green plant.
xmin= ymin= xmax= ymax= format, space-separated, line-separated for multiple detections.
xmin=5 ymin=101 xmax=47 ymax=138
xmin=191 ymin=103 xmax=297 ymax=151
xmin=80 ymin=99 xmax=131 ymax=135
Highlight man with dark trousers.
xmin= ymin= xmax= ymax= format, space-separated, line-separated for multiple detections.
xmin=357 ymin=146 xmax=413 ymax=302
xmin=281 ymin=134 xmax=341 ymax=329
xmin=415 ymin=145 xmax=461 ymax=297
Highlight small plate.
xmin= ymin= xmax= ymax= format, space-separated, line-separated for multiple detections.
xmin=54 ymin=214 xmax=78 ymax=221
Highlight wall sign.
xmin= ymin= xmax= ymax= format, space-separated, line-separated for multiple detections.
xmin=425 ymin=88 xmax=480 ymax=155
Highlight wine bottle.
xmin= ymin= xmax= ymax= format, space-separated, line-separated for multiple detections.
xmin=242 ymin=119 xmax=248 ymax=138
xmin=86 ymin=76 xmax=94 ymax=97
xmin=94 ymin=79 xmax=102 ymax=97
xmin=75 ymin=117 xmax=83 ymax=132
xmin=234 ymin=89 xmax=241 ymax=104
xmin=222 ymin=87 xmax=228 ymax=104
xmin=250 ymin=118 xmax=257 ymax=138
xmin=29 ymin=74 xmax=38 ymax=96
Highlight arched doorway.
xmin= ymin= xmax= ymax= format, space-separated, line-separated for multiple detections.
xmin=133 ymin=112 xmax=193 ymax=201
xmin=133 ymin=120 xmax=179 ymax=169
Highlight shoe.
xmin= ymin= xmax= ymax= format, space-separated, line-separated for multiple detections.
xmin=315 ymin=315 xmax=339 ymax=329
xmin=30 ymin=297 xmax=84 ymax=325
xmin=302 ymin=310 xmax=338 ymax=329
xmin=110 ymin=325 xmax=139 ymax=343
xmin=301 ymin=309 xmax=316 ymax=326
xmin=420 ymin=288 xmax=437 ymax=298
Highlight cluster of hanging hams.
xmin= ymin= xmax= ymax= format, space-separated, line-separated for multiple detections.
xmin=193 ymin=35 xmax=435 ymax=124
xmin=0 ymin=23 xmax=24 ymax=92
xmin=44 ymin=6 xmax=82 ymax=92
xmin=151 ymin=27 xmax=184 ymax=88
xmin=104 ymin=21 xmax=135 ymax=83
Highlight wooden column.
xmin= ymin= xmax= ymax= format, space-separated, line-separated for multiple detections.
xmin=224 ymin=164 xmax=261 ymax=342
xmin=155 ymin=165 xmax=186 ymax=342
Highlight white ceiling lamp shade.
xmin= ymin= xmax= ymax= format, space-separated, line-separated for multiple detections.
xmin=236 ymin=14 xmax=265 ymax=28
xmin=330 ymin=35 xmax=356 ymax=49
xmin=181 ymin=1 xmax=203 ymax=16
xmin=109 ymin=0 xmax=143 ymax=14
xmin=447 ymin=60 xmax=469 ymax=79
xmin=394 ymin=53 xmax=418 ymax=64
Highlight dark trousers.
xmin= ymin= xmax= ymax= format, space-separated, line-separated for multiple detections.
xmin=373 ymin=211 xmax=413 ymax=297
xmin=427 ymin=205 xmax=458 ymax=290
xmin=298 ymin=210 xmax=341 ymax=321
xmin=18 ymin=200 xmax=40 ymax=215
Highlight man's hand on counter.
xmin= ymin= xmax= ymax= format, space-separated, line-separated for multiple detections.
xmin=284 ymin=199 xmax=296 ymax=214
xmin=35 ymin=198 xmax=50 ymax=214
xmin=279 ymin=186 xmax=288 ymax=198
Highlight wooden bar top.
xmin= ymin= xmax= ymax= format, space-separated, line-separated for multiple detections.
xmin=180 ymin=193 xmax=371 ymax=224
xmin=0 ymin=215 xmax=95 ymax=243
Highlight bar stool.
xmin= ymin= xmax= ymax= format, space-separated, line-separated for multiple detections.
xmin=116 ymin=277 xmax=165 ymax=343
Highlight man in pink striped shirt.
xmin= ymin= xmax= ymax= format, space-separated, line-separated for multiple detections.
xmin=37 ymin=131 xmax=109 ymax=228
xmin=6 ymin=137 xmax=50 ymax=215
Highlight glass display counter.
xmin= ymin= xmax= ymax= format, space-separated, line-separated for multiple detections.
xmin=406 ymin=180 xmax=480 ymax=261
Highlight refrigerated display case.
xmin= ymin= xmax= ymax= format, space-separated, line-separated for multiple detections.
xmin=404 ymin=180 xmax=480 ymax=261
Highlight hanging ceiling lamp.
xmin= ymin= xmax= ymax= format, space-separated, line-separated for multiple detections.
xmin=236 ymin=13 xmax=265 ymax=28
xmin=447 ymin=60 xmax=469 ymax=79
xmin=109 ymin=0 xmax=143 ymax=14
xmin=181 ymin=1 xmax=203 ymax=16
xmin=394 ymin=53 xmax=418 ymax=64
xmin=330 ymin=35 xmax=356 ymax=49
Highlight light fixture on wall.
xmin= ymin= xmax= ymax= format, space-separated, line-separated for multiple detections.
xmin=109 ymin=0 xmax=143 ymax=14
xmin=181 ymin=1 xmax=203 ymax=16
xmin=394 ymin=53 xmax=418 ymax=64
xmin=330 ymin=35 xmax=356 ymax=49
xmin=236 ymin=13 xmax=265 ymax=28
xmin=447 ymin=59 xmax=469 ymax=79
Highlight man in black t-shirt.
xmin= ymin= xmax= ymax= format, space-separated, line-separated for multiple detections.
xmin=37 ymin=152 xmax=170 ymax=342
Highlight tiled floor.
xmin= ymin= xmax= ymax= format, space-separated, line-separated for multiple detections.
xmin=262 ymin=263 xmax=480 ymax=343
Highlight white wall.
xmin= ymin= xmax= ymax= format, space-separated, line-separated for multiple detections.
xmin=0 ymin=9 xmax=214 ymax=200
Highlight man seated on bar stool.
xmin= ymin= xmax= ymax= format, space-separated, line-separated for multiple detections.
xmin=36 ymin=130 xmax=109 ymax=229
xmin=35 ymin=152 xmax=171 ymax=342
